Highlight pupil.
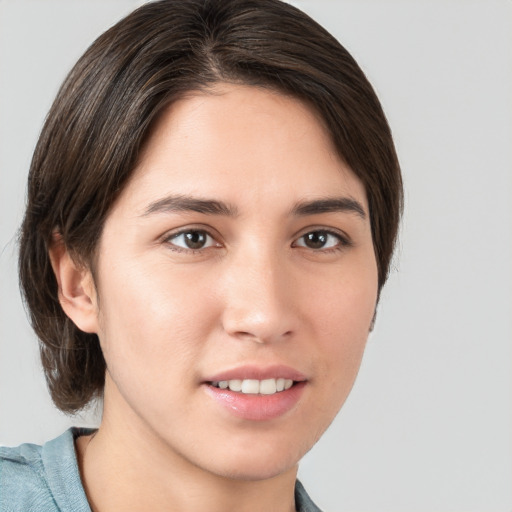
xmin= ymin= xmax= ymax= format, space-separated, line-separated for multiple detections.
xmin=305 ymin=232 xmax=327 ymax=249
xmin=185 ymin=231 xmax=206 ymax=249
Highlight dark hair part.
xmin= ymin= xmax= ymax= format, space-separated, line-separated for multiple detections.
xmin=19 ymin=0 xmax=402 ymax=413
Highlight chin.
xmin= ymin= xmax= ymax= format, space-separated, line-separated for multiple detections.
xmin=201 ymin=436 xmax=311 ymax=482
xmin=213 ymin=458 xmax=297 ymax=482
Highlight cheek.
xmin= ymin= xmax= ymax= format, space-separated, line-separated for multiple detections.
xmin=94 ymin=260 xmax=223 ymax=430
xmin=95 ymin=259 xmax=218 ymax=384
xmin=308 ymin=258 xmax=377 ymax=342
xmin=305 ymin=260 xmax=377 ymax=400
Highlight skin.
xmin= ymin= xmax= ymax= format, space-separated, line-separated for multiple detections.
xmin=51 ymin=83 xmax=378 ymax=512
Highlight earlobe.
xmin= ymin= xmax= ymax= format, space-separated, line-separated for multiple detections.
xmin=49 ymin=235 xmax=99 ymax=334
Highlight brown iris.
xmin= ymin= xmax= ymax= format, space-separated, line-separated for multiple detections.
xmin=303 ymin=231 xmax=329 ymax=249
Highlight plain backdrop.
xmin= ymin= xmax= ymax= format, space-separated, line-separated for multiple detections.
xmin=1 ymin=1 xmax=511 ymax=511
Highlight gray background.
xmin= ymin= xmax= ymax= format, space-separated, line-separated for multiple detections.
xmin=1 ymin=1 xmax=511 ymax=510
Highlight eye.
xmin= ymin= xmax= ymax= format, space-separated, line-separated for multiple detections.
xmin=167 ymin=230 xmax=219 ymax=251
xmin=294 ymin=230 xmax=346 ymax=250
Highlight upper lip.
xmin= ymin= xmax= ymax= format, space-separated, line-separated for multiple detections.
xmin=203 ymin=364 xmax=307 ymax=383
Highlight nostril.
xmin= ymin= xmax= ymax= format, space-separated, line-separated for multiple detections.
xmin=230 ymin=329 xmax=293 ymax=344
xmin=221 ymin=300 xmax=296 ymax=344
xmin=233 ymin=331 xmax=266 ymax=344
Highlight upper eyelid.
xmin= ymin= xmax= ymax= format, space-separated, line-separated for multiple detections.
xmin=160 ymin=225 xmax=352 ymax=247
xmin=162 ymin=225 xmax=220 ymax=241
xmin=293 ymin=226 xmax=351 ymax=242
xmin=294 ymin=229 xmax=354 ymax=254
xmin=162 ymin=229 xmax=221 ymax=253
xmin=169 ymin=230 xmax=215 ymax=241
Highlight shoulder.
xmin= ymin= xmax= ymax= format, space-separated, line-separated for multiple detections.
xmin=0 ymin=428 xmax=93 ymax=512
xmin=295 ymin=479 xmax=323 ymax=512
xmin=0 ymin=441 xmax=58 ymax=511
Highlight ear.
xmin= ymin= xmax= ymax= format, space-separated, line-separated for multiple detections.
xmin=49 ymin=235 xmax=99 ymax=334
xmin=369 ymin=308 xmax=377 ymax=333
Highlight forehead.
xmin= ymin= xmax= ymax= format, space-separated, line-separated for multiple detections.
xmin=116 ymin=83 xmax=367 ymax=215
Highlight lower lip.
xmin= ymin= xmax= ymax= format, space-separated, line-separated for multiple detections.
xmin=203 ymin=382 xmax=307 ymax=421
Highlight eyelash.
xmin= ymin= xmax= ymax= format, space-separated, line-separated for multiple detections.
xmin=163 ymin=228 xmax=220 ymax=254
xmin=292 ymin=229 xmax=352 ymax=253
xmin=163 ymin=228 xmax=352 ymax=254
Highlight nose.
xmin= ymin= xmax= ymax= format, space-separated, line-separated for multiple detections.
xmin=220 ymin=247 xmax=297 ymax=344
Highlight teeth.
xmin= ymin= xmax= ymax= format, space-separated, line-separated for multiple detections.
xmin=241 ymin=379 xmax=260 ymax=394
xmin=211 ymin=378 xmax=295 ymax=395
xmin=259 ymin=378 xmax=277 ymax=395
xmin=228 ymin=379 xmax=242 ymax=392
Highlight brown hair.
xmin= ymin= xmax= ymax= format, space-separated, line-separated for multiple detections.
xmin=19 ymin=0 xmax=402 ymax=412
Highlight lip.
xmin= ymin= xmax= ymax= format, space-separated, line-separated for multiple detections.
xmin=202 ymin=364 xmax=307 ymax=383
xmin=203 ymin=382 xmax=307 ymax=421
xmin=202 ymin=364 xmax=308 ymax=421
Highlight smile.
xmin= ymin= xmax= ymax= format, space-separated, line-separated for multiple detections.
xmin=210 ymin=378 xmax=294 ymax=395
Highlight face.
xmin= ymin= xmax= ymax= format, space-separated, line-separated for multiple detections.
xmin=90 ymin=84 xmax=378 ymax=480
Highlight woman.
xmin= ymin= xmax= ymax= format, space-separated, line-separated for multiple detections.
xmin=0 ymin=0 xmax=402 ymax=510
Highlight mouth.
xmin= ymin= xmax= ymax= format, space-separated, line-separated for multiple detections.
xmin=202 ymin=366 xmax=307 ymax=421
xmin=208 ymin=378 xmax=296 ymax=395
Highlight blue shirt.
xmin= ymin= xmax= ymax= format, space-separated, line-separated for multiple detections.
xmin=0 ymin=428 xmax=322 ymax=511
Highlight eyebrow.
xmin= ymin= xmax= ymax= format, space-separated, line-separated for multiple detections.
xmin=142 ymin=194 xmax=239 ymax=217
xmin=291 ymin=197 xmax=367 ymax=219
xmin=142 ymin=194 xmax=366 ymax=220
